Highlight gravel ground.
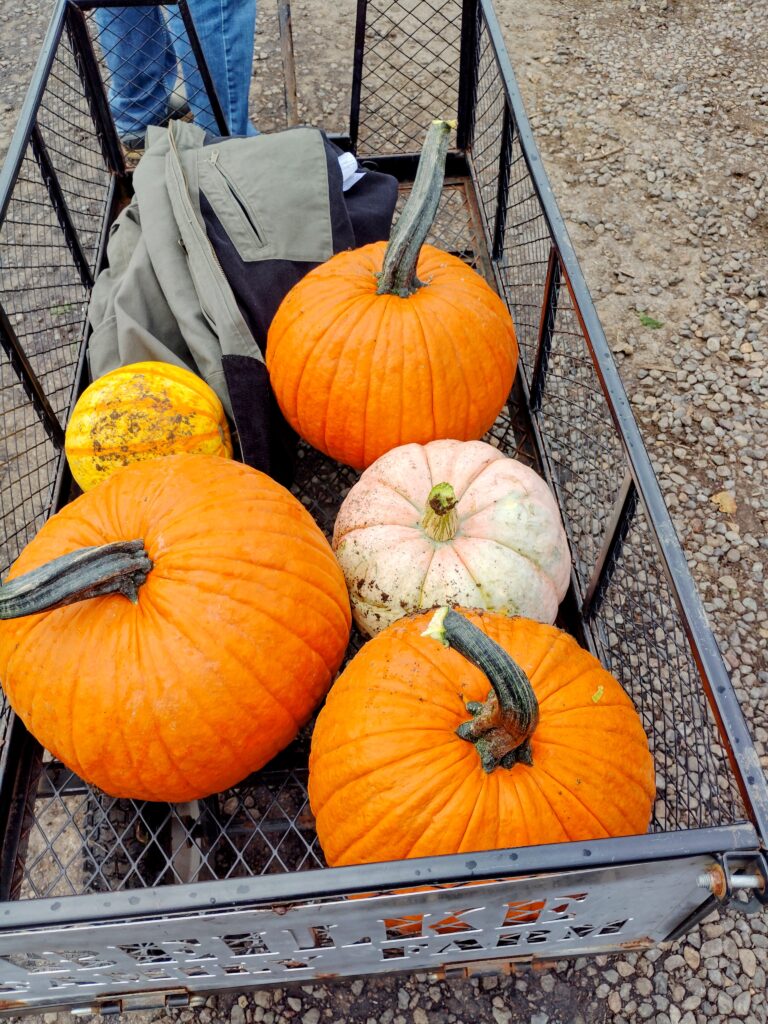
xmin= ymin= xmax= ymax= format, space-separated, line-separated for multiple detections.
xmin=1 ymin=0 xmax=767 ymax=1022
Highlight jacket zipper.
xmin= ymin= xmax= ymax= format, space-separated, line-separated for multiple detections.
xmin=166 ymin=123 xmax=263 ymax=362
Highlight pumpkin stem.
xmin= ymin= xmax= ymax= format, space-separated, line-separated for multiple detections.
xmin=422 ymin=607 xmax=539 ymax=772
xmin=421 ymin=482 xmax=459 ymax=542
xmin=376 ymin=119 xmax=455 ymax=297
xmin=0 ymin=540 xmax=153 ymax=619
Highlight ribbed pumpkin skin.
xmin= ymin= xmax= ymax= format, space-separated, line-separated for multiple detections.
xmin=0 ymin=454 xmax=351 ymax=802
xmin=65 ymin=361 xmax=233 ymax=491
xmin=266 ymin=243 xmax=518 ymax=470
xmin=309 ymin=610 xmax=655 ymax=866
xmin=333 ymin=439 xmax=571 ymax=635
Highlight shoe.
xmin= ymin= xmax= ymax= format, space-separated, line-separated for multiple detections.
xmin=119 ymin=96 xmax=192 ymax=153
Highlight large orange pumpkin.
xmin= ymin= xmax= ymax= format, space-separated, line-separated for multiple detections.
xmin=309 ymin=608 xmax=654 ymax=866
xmin=0 ymin=454 xmax=351 ymax=802
xmin=266 ymin=121 xmax=518 ymax=470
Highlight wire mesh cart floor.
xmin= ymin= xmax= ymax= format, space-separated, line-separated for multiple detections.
xmin=0 ymin=0 xmax=766 ymax=1015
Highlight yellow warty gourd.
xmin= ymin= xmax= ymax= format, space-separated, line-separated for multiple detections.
xmin=65 ymin=361 xmax=233 ymax=490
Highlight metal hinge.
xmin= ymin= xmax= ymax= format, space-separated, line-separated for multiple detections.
xmin=697 ymin=851 xmax=768 ymax=913
xmin=70 ymin=990 xmax=207 ymax=1016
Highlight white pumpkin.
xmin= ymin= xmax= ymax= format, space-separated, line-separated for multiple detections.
xmin=332 ymin=439 xmax=572 ymax=636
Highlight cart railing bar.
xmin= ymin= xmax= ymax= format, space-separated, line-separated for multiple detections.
xmin=0 ymin=822 xmax=759 ymax=931
xmin=348 ymin=0 xmax=368 ymax=152
xmin=177 ymin=0 xmax=230 ymax=138
xmin=0 ymin=306 xmax=66 ymax=449
xmin=276 ymin=0 xmax=299 ymax=127
xmin=490 ymin=102 xmax=512 ymax=259
xmin=529 ymin=245 xmax=560 ymax=411
xmin=581 ymin=470 xmax=638 ymax=620
xmin=0 ymin=5 xmax=67 ymax=226
xmin=476 ymin=0 xmax=768 ymax=845
xmin=65 ymin=0 xmax=126 ymax=177
xmin=29 ymin=125 xmax=95 ymax=287
xmin=456 ymin=0 xmax=480 ymax=150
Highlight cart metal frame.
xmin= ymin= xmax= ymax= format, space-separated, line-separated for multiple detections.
xmin=0 ymin=0 xmax=766 ymax=1014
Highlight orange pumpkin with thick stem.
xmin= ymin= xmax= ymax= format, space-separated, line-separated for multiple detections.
xmin=0 ymin=454 xmax=351 ymax=802
xmin=309 ymin=608 xmax=655 ymax=867
xmin=266 ymin=121 xmax=518 ymax=470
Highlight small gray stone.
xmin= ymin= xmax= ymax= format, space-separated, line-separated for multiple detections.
xmin=491 ymin=1009 xmax=510 ymax=1024
xmin=530 ymin=1014 xmax=548 ymax=1024
xmin=413 ymin=1011 xmax=429 ymax=1024
xmin=717 ymin=993 xmax=733 ymax=1015
xmin=733 ymin=991 xmax=751 ymax=1016
xmin=287 ymin=999 xmax=302 ymax=1013
xmin=665 ymin=954 xmax=685 ymax=971
xmin=701 ymin=937 xmax=724 ymax=959
xmin=738 ymin=946 xmax=757 ymax=976
xmin=231 ymin=1006 xmax=246 ymax=1024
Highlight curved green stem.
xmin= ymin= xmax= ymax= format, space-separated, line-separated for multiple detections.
xmin=376 ymin=119 xmax=455 ymax=297
xmin=421 ymin=482 xmax=458 ymax=542
xmin=0 ymin=540 xmax=153 ymax=619
xmin=423 ymin=607 xmax=539 ymax=772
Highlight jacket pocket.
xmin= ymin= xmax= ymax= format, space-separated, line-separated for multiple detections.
xmin=202 ymin=148 xmax=267 ymax=261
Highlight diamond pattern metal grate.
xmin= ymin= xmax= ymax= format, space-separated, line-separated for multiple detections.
xmin=356 ymin=0 xmax=463 ymax=155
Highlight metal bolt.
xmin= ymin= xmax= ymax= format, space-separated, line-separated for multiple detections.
xmin=697 ymin=868 xmax=763 ymax=893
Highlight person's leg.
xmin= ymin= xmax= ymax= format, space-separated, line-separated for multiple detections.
xmin=173 ymin=0 xmax=258 ymax=137
xmin=94 ymin=6 xmax=177 ymax=141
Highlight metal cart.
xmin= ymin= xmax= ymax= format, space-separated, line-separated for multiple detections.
xmin=0 ymin=0 xmax=766 ymax=1014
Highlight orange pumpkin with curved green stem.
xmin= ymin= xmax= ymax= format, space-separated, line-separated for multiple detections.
xmin=266 ymin=121 xmax=518 ymax=470
xmin=0 ymin=454 xmax=351 ymax=802
xmin=309 ymin=608 xmax=655 ymax=866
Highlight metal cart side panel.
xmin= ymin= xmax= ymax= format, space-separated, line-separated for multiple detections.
xmin=0 ymin=853 xmax=746 ymax=1011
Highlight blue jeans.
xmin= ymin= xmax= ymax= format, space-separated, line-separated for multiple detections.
xmin=95 ymin=1 xmax=257 ymax=139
